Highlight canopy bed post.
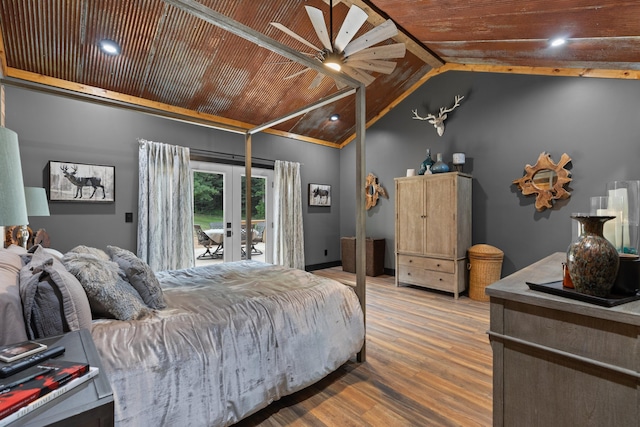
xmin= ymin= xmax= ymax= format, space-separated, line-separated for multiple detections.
xmin=245 ymin=132 xmax=252 ymax=260
xmin=355 ymin=85 xmax=366 ymax=362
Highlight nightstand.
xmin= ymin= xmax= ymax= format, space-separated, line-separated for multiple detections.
xmin=10 ymin=329 xmax=114 ymax=427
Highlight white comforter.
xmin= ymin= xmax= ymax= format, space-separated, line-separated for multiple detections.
xmin=90 ymin=261 xmax=365 ymax=426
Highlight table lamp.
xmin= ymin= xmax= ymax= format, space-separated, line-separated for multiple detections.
xmin=22 ymin=187 xmax=50 ymax=248
xmin=0 ymin=128 xmax=28 ymax=239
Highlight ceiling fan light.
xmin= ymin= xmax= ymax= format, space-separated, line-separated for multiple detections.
xmin=325 ymin=61 xmax=342 ymax=71
xmin=550 ymin=38 xmax=566 ymax=47
xmin=323 ymin=51 xmax=343 ymax=71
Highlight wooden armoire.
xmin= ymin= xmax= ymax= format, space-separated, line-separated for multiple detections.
xmin=394 ymin=172 xmax=472 ymax=299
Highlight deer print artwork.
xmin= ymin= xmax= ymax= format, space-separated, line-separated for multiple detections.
xmin=60 ymin=164 xmax=106 ymax=199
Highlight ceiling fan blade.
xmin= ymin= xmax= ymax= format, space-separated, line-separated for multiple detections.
xmin=343 ymin=19 xmax=399 ymax=57
xmin=270 ymin=22 xmax=322 ymax=52
xmin=334 ymin=5 xmax=369 ymax=53
xmin=305 ymin=6 xmax=333 ymax=51
xmin=341 ymin=65 xmax=376 ymax=86
xmin=343 ymin=59 xmax=397 ymax=74
xmin=335 ymin=79 xmax=348 ymax=90
xmin=308 ymin=71 xmax=326 ymax=90
xmin=346 ymin=43 xmax=406 ymax=61
xmin=284 ymin=68 xmax=313 ymax=80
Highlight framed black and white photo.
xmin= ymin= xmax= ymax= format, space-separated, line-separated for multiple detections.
xmin=48 ymin=161 xmax=115 ymax=202
xmin=309 ymin=183 xmax=331 ymax=206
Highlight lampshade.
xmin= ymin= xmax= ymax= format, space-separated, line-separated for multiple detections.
xmin=0 ymin=127 xmax=28 ymax=226
xmin=25 ymin=187 xmax=50 ymax=217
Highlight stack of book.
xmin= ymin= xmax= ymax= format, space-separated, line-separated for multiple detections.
xmin=0 ymin=343 xmax=98 ymax=426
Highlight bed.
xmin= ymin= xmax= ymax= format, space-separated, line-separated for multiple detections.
xmin=92 ymin=260 xmax=364 ymax=425
xmin=1 ymin=245 xmax=365 ymax=426
xmin=0 ymin=246 xmax=364 ymax=426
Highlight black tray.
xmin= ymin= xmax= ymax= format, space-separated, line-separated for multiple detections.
xmin=526 ymin=281 xmax=640 ymax=307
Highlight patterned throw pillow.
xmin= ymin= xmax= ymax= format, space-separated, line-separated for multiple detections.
xmin=62 ymin=251 xmax=152 ymax=321
xmin=106 ymin=246 xmax=166 ymax=309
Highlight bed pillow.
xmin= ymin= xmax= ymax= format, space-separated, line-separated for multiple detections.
xmin=62 ymin=252 xmax=152 ymax=321
xmin=0 ymin=249 xmax=28 ymax=346
xmin=19 ymin=246 xmax=92 ymax=339
xmin=67 ymin=245 xmax=110 ymax=261
xmin=106 ymin=246 xmax=166 ymax=309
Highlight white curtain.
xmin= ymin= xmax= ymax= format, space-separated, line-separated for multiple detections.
xmin=273 ymin=160 xmax=305 ymax=269
xmin=138 ymin=139 xmax=195 ymax=271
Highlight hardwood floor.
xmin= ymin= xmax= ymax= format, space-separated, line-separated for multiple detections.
xmin=235 ymin=268 xmax=493 ymax=427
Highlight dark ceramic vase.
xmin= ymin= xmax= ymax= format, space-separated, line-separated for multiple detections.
xmin=567 ymin=214 xmax=620 ymax=297
xmin=418 ymin=149 xmax=435 ymax=175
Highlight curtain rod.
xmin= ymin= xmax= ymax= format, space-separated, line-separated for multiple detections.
xmin=190 ymin=148 xmax=276 ymax=168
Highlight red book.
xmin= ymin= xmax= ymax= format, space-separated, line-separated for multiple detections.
xmin=0 ymin=360 xmax=89 ymax=420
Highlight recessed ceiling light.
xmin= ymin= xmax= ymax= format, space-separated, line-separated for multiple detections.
xmin=330 ymin=114 xmax=340 ymax=121
xmin=550 ymin=38 xmax=566 ymax=47
xmin=99 ymin=39 xmax=121 ymax=55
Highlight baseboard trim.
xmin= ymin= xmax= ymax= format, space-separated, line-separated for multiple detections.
xmin=305 ymin=261 xmax=342 ymax=272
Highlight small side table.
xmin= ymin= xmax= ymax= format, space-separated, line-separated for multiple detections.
xmin=13 ymin=329 xmax=114 ymax=427
xmin=341 ymin=237 xmax=386 ymax=276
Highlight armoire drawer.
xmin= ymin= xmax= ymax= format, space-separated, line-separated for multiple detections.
xmin=397 ymin=255 xmax=455 ymax=273
xmin=397 ymin=265 xmax=456 ymax=291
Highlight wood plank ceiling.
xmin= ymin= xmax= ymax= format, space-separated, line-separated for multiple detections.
xmin=0 ymin=0 xmax=638 ymax=147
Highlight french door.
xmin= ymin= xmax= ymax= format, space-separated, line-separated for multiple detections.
xmin=192 ymin=161 xmax=273 ymax=263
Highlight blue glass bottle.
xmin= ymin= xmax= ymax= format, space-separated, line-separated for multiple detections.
xmin=431 ymin=153 xmax=450 ymax=173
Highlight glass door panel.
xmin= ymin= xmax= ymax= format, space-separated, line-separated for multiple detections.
xmin=192 ymin=161 xmax=272 ymax=265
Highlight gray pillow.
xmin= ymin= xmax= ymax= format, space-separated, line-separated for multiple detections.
xmin=106 ymin=246 xmax=166 ymax=309
xmin=0 ymin=249 xmax=28 ymax=346
xmin=62 ymin=252 xmax=152 ymax=321
xmin=19 ymin=247 xmax=92 ymax=339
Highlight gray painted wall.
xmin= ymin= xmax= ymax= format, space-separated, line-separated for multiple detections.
xmin=5 ymin=85 xmax=342 ymax=266
xmin=341 ymin=71 xmax=640 ymax=275
xmin=7 ymin=70 xmax=640 ymax=276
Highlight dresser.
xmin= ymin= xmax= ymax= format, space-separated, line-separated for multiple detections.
xmin=486 ymin=252 xmax=640 ymax=426
xmin=394 ymin=172 xmax=472 ymax=299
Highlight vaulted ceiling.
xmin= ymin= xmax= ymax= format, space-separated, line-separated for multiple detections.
xmin=0 ymin=0 xmax=638 ymax=148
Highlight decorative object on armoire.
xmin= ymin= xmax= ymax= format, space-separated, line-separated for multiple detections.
xmin=406 ymin=169 xmax=416 ymax=177
xmin=395 ymin=173 xmax=472 ymax=299
xmin=605 ymin=180 xmax=640 ymax=255
xmin=0 ymin=127 xmax=28 ymax=227
xmin=467 ymin=244 xmax=504 ymax=302
xmin=430 ymin=153 xmax=450 ymax=174
xmin=411 ymin=95 xmax=464 ymax=136
xmin=365 ymin=173 xmax=388 ymax=210
xmin=418 ymin=148 xmax=434 ymax=175
xmin=452 ymin=152 xmax=466 ymax=172
xmin=567 ymin=214 xmax=620 ymax=297
xmin=512 ymin=152 xmax=572 ymax=211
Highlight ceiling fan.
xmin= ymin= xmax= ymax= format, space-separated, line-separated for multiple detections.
xmin=270 ymin=1 xmax=406 ymax=89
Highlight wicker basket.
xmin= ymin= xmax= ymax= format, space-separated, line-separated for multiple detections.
xmin=468 ymin=244 xmax=504 ymax=301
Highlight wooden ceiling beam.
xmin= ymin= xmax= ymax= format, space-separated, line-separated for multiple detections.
xmin=341 ymin=0 xmax=444 ymax=68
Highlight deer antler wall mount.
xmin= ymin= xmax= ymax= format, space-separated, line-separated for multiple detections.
xmin=412 ymin=95 xmax=464 ymax=137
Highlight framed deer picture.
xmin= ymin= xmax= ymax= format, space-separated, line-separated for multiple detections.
xmin=47 ymin=161 xmax=115 ymax=203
